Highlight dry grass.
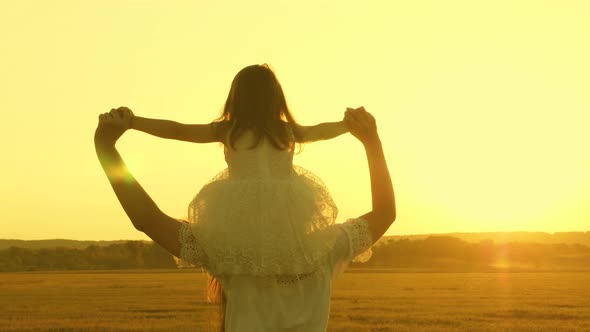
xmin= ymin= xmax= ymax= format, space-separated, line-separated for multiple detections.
xmin=1 ymin=270 xmax=589 ymax=331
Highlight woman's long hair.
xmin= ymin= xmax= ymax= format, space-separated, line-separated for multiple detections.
xmin=214 ymin=64 xmax=300 ymax=151
xmin=207 ymin=274 xmax=226 ymax=332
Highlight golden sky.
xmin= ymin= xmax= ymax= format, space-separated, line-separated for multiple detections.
xmin=1 ymin=1 xmax=589 ymax=240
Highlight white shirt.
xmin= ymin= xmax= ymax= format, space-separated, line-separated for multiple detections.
xmin=179 ymin=217 xmax=373 ymax=332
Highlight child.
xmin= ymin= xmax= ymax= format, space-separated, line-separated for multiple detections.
xmin=124 ymin=64 xmax=352 ymax=276
xmin=96 ymin=64 xmax=395 ymax=331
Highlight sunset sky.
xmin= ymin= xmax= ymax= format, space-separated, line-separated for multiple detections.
xmin=1 ymin=1 xmax=589 ymax=241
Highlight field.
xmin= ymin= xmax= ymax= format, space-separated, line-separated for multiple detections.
xmin=1 ymin=270 xmax=589 ymax=331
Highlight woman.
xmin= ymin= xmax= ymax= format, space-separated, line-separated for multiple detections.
xmin=95 ymin=88 xmax=395 ymax=331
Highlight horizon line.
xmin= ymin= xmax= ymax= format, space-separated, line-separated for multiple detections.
xmin=2 ymin=229 xmax=589 ymax=242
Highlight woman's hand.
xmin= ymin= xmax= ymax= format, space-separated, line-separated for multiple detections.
xmin=94 ymin=106 xmax=134 ymax=147
xmin=344 ymin=106 xmax=379 ymax=144
xmin=108 ymin=106 xmax=134 ymax=129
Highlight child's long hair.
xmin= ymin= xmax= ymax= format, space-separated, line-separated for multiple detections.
xmin=214 ymin=64 xmax=300 ymax=151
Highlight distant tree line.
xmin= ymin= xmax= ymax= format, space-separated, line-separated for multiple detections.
xmin=2 ymin=236 xmax=590 ymax=272
xmin=0 ymin=241 xmax=177 ymax=272
xmin=354 ymin=236 xmax=590 ymax=270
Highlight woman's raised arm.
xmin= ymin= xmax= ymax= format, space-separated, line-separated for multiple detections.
xmin=94 ymin=109 xmax=185 ymax=257
xmin=345 ymin=107 xmax=396 ymax=243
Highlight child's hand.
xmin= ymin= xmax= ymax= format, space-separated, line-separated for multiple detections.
xmin=108 ymin=106 xmax=134 ymax=129
xmin=344 ymin=107 xmax=379 ymax=144
xmin=101 ymin=106 xmax=134 ymax=129
xmin=95 ymin=106 xmax=134 ymax=146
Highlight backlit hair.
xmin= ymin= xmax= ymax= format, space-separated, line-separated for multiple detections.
xmin=215 ymin=64 xmax=299 ymax=151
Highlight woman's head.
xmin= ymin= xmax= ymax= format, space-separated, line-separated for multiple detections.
xmin=217 ymin=64 xmax=298 ymax=150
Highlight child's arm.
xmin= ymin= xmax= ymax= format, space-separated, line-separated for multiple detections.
xmin=293 ymin=121 xmax=349 ymax=143
xmin=131 ymin=116 xmax=221 ymax=143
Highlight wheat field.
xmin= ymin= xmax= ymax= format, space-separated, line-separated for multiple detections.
xmin=1 ymin=270 xmax=589 ymax=331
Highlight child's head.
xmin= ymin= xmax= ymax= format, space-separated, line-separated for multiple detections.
xmin=223 ymin=64 xmax=293 ymax=123
xmin=218 ymin=64 xmax=299 ymax=150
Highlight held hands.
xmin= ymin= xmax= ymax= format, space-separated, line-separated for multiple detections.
xmin=344 ymin=106 xmax=379 ymax=144
xmin=94 ymin=106 xmax=135 ymax=146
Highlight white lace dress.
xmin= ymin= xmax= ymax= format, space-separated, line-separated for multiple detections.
xmin=178 ymin=130 xmax=373 ymax=331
